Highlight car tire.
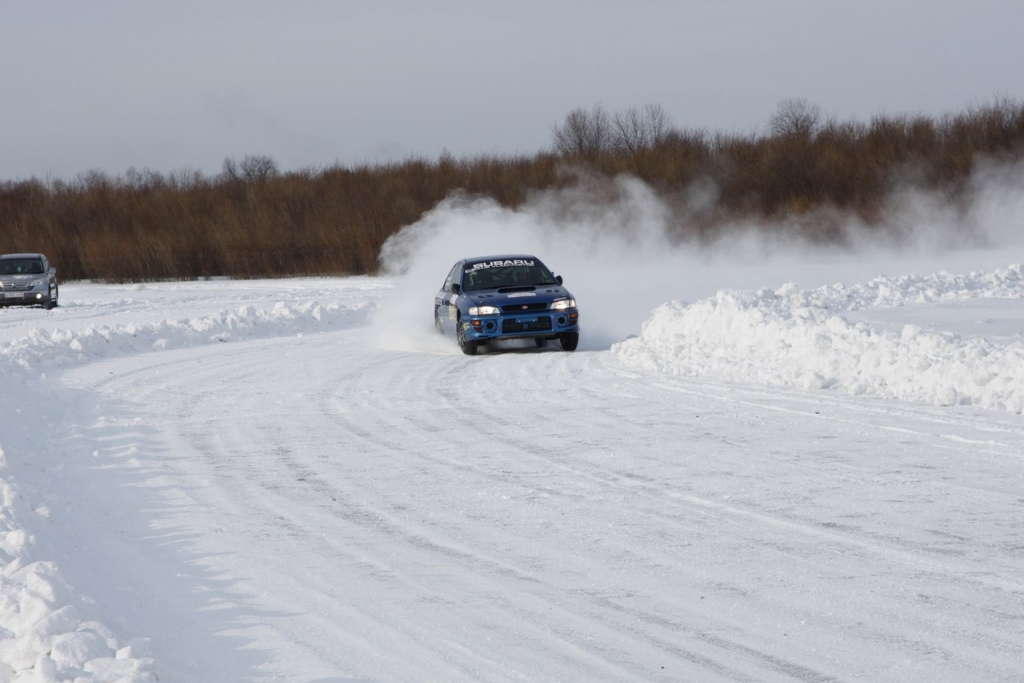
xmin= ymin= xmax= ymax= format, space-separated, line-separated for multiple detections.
xmin=434 ymin=311 xmax=443 ymax=333
xmin=559 ymin=331 xmax=579 ymax=351
xmin=457 ymin=321 xmax=478 ymax=356
xmin=46 ymin=285 xmax=58 ymax=310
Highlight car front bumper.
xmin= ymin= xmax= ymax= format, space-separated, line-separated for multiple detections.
xmin=461 ymin=309 xmax=579 ymax=342
xmin=0 ymin=288 xmax=52 ymax=306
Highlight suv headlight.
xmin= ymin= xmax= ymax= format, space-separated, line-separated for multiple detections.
xmin=468 ymin=305 xmax=500 ymax=316
xmin=549 ymin=298 xmax=576 ymax=310
xmin=29 ymin=279 xmax=44 ymax=287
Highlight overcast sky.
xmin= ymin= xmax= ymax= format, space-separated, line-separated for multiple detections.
xmin=2 ymin=1 xmax=1022 ymax=181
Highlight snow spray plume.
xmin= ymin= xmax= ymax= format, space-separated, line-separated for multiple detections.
xmin=372 ymin=162 xmax=1024 ymax=351
xmin=836 ymin=159 xmax=1024 ymax=254
xmin=373 ymin=175 xmax=681 ymax=351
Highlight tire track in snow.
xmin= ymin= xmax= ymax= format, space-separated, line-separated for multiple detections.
xmin=59 ymin=324 xmax=1024 ymax=681
xmin=135 ymin=336 xmax=673 ymax=682
xmin=405 ymin=348 xmax=1024 ymax=678
xmin=297 ymin=343 xmax=844 ymax=682
xmin=153 ymin=337 xmax=823 ymax=683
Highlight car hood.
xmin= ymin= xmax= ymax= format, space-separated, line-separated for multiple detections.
xmin=464 ymin=285 xmax=573 ymax=307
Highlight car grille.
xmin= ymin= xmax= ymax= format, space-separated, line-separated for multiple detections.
xmin=0 ymin=280 xmax=31 ymax=291
xmin=502 ymin=316 xmax=552 ymax=333
xmin=501 ymin=302 xmax=548 ymax=313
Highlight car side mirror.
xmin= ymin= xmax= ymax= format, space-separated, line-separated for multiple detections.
xmin=451 ymin=283 xmax=461 ymax=294
xmin=556 ymin=275 xmax=563 ymax=285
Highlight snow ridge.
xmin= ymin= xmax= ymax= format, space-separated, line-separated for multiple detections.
xmin=613 ymin=264 xmax=1024 ymax=412
xmin=1 ymin=300 xmax=373 ymax=378
xmin=0 ymin=300 xmax=371 ymax=681
xmin=2 ymin=451 xmax=159 ymax=682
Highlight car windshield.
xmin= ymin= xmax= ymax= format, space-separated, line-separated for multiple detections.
xmin=461 ymin=262 xmax=558 ymax=291
xmin=0 ymin=258 xmax=44 ymax=275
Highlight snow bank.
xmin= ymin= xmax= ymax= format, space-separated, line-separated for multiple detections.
xmin=0 ymin=300 xmax=371 ymax=681
xmin=614 ymin=264 xmax=1024 ymax=412
xmin=1 ymin=453 xmax=158 ymax=682
xmin=0 ymin=300 xmax=373 ymax=377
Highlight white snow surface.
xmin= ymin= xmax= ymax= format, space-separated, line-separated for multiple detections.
xmin=1 ymin=257 xmax=1024 ymax=681
xmin=614 ymin=264 xmax=1024 ymax=412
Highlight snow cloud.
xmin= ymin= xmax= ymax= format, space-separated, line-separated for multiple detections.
xmin=375 ymin=173 xmax=686 ymax=350
xmin=374 ymin=162 xmax=1024 ymax=351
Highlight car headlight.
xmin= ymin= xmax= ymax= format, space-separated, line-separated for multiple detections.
xmin=549 ymin=298 xmax=576 ymax=310
xmin=468 ymin=305 xmax=500 ymax=316
xmin=29 ymin=279 xmax=44 ymax=287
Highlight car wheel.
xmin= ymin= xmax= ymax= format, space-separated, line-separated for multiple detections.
xmin=559 ymin=331 xmax=579 ymax=351
xmin=46 ymin=285 xmax=58 ymax=309
xmin=457 ymin=321 xmax=478 ymax=356
xmin=434 ymin=311 xmax=443 ymax=333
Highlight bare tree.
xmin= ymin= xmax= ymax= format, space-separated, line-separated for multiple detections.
xmin=643 ymin=103 xmax=671 ymax=146
xmin=221 ymin=155 xmax=279 ymax=183
xmin=124 ymin=166 xmax=167 ymax=191
xmin=239 ymin=155 xmax=279 ymax=182
xmin=768 ymin=98 xmax=822 ymax=138
xmin=612 ymin=106 xmax=646 ymax=154
xmin=552 ymin=105 xmax=612 ymax=156
xmin=169 ymin=167 xmax=206 ymax=190
xmin=612 ymin=104 xmax=672 ymax=153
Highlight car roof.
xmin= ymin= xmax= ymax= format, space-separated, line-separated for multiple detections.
xmin=0 ymin=253 xmax=45 ymax=260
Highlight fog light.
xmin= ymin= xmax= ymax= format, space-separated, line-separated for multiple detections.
xmin=557 ymin=316 xmax=567 ymax=326
xmin=485 ymin=321 xmax=496 ymax=331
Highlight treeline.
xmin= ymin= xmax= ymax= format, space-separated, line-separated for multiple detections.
xmin=2 ymin=98 xmax=1023 ymax=282
xmin=551 ymin=98 xmax=1024 ymax=229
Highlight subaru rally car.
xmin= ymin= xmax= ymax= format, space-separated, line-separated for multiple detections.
xmin=434 ymin=255 xmax=579 ymax=355
xmin=0 ymin=253 xmax=59 ymax=309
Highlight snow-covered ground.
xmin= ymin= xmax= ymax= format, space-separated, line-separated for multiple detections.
xmin=3 ymin=182 xmax=1024 ymax=680
xmin=614 ymin=265 xmax=1024 ymax=411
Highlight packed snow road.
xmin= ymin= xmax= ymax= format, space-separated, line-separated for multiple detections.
xmin=2 ymin=267 xmax=1024 ymax=682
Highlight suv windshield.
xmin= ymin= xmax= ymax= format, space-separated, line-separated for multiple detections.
xmin=462 ymin=263 xmax=558 ymax=291
xmin=0 ymin=258 xmax=44 ymax=275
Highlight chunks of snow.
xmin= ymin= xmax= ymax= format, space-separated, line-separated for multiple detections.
xmin=1 ymin=301 xmax=372 ymax=379
xmin=614 ymin=264 xmax=1024 ymax=412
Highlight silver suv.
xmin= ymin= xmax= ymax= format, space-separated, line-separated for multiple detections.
xmin=0 ymin=253 xmax=59 ymax=309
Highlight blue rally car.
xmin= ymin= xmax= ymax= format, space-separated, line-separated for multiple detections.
xmin=434 ymin=255 xmax=580 ymax=355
